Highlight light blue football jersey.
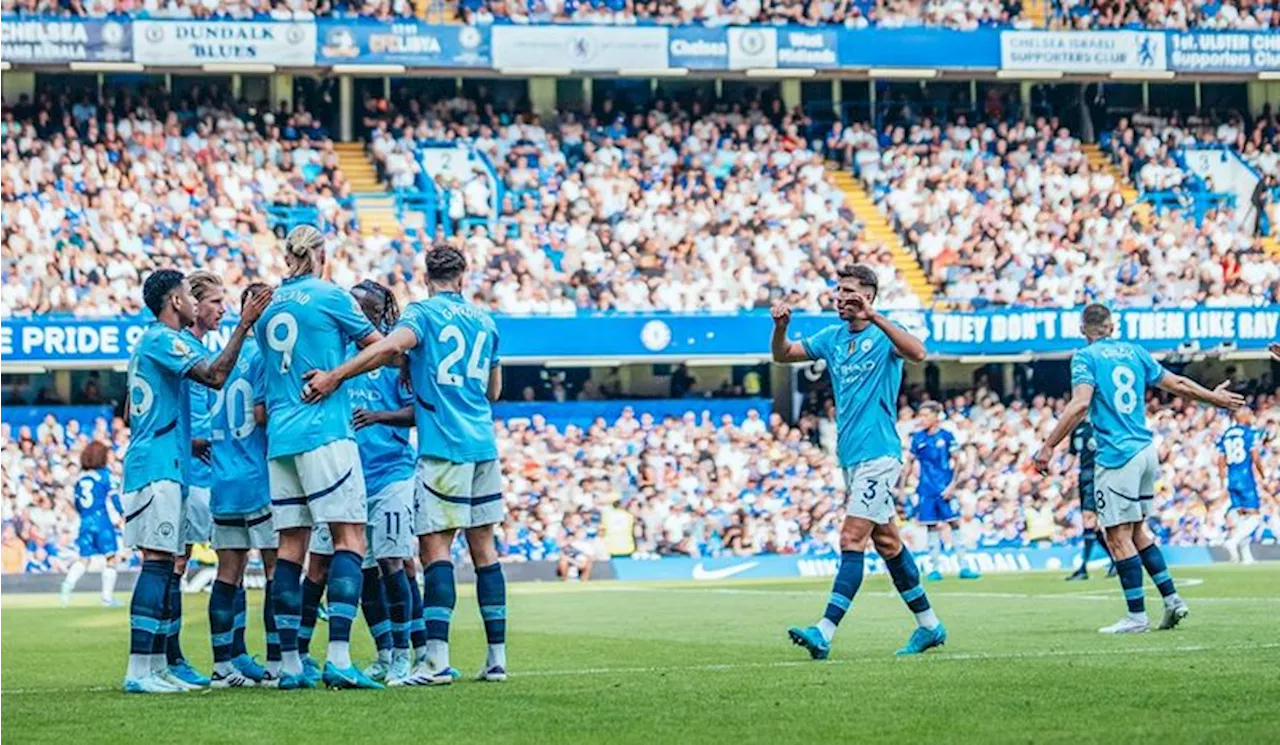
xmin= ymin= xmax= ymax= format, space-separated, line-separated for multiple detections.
xmin=210 ymin=342 xmax=270 ymax=517
xmin=183 ymin=330 xmax=214 ymax=490
xmin=349 ymin=366 xmax=415 ymax=500
xmin=123 ymin=323 xmax=205 ymax=493
xmin=1069 ymin=340 xmax=1166 ymax=469
xmin=255 ymin=276 xmax=375 ymax=459
xmin=397 ymin=292 xmax=500 ymax=463
xmin=801 ymin=322 xmax=905 ymax=467
xmin=1216 ymin=424 xmax=1260 ymax=509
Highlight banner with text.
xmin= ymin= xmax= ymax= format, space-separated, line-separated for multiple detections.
xmin=133 ymin=20 xmax=317 ymax=66
xmin=491 ymin=25 xmax=666 ymax=71
xmin=611 ymin=545 xmax=1217 ymax=582
xmin=0 ymin=18 xmax=132 ymax=63
xmin=316 ymin=20 xmax=488 ymax=67
xmin=1000 ymin=30 xmax=1166 ymax=72
xmin=4 ymin=307 xmax=1277 ymax=367
xmin=1167 ymin=31 xmax=1280 ymax=73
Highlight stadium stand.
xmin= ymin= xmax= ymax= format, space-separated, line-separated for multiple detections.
xmin=4 ymin=387 xmax=1276 ymax=572
xmin=1053 ymin=0 xmax=1279 ymax=30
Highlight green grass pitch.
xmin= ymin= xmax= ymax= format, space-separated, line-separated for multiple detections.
xmin=4 ymin=565 xmax=1279 ymax=744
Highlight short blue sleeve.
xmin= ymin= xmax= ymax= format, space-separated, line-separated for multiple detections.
xmin=151 ymin=328 xmax=204 ymax=377
xmin=1070 ymin=350 xmax=1095 ymax=388
xmin=800 ymin=326 xmax=835 ymax=362
xmin=944 ymin=430 xmax=956 ymax=454
xmin=1138 ymin=347 xmax=1166 ymax=386
xmin=328 ymin=287 xmax=376 ymax=344
xmin=488 ymin=317 xmax=502 ymax=365
xmin=395 ymin=302 xmax=429 ymax=345
xmin=1215 ymin=432 xmax=1226 ymax=454
xmin=250 ymin=351 xmax=266 ymax=405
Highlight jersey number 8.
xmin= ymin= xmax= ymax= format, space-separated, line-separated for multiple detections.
xmin=1111 ymin=364 xmax=1138 ymax=415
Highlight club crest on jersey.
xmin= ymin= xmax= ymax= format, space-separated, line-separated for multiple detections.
xmin=860 ymin=338 xmax=873 ymax=353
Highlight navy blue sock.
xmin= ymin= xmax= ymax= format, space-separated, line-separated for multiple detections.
xmin=165 ymin=570 xmax=185 ymax=665
xmin=208 ymin=580 xmax=238 ymax=664
xmin=326 ymin=550 xmax=363 ymax=646
xmin=1115 ymin=555 xmax=1146 ymax=614
xmin=823 ymin=550 xmax=864 ymax=627
xmin=232 ymin=585 xmax=248 ymax=657
xmin=423 ymin=561 xmax=456 ymax=643
xmin=885 ymin=547 xmax=933 ymax=615
xmin=360 ymin=566 xmax=392 ymax=652
xmin=150 ymin=568 xmax=171 ymax=661
xmin=383 ymin=568 xmax=412 ymax=652
xmin=264 ymin=580 xmax=281 ymax=663
xmin=299 ymin=576 xmax=325 ymax=656
xmin=475 ymin=563 xmax=507 ymax=645
xmin=1082 ymin=531 xmax=1097 ymax=564
xmin=1138 ymin=545 xmax=1177 ymax=599
xmin=408 ymin=571 xmax=426 ymax=651
xmin=272 ymin=560 xmax=303 ymax=664
xmin=130 ymin=559 xmax=172 ymax=664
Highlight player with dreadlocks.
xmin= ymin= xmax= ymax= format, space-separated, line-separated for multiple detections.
xmin=342 ymin=279 xmax=421 ymax=685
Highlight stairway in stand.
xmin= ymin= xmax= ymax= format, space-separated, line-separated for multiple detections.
xmin=334 ymin=142 xmax=400 ymax=238
xmin=831 ymin=168 xmax=934 ymax=307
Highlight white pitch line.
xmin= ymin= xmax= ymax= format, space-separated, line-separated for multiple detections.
xmin=5 ymin=642 xmax=1278 ymax=695
xmin=517 ymin=641 xmax=1280 ymax=678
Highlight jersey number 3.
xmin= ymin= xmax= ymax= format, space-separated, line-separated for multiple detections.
xmin=436 ymin=325 xmax=489 ymax=387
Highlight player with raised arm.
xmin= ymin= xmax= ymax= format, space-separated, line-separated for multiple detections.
xmin=302 ymin=246 xmax=508 ymax=685
xmin=1217 ymin=408 xmax=1265 ymax=564
xmin=906 ymin=402 xmax=979 ymax=581
xmin=158 ymin=270 xmax=224 ymax=689
xmin=1034 ymin=304 xmax=1243 ymax=634
xmin=773 ymin=264 xmax=947 ymax=658
xmin=206 ymin=282 xmax=280 ymax=688
xmin=60 ymin=441 xmax=124 ymax=608
xmin=257 ymin=225 xmax=386 ymax=690
xmin=343 ymin=280 xmax=418 ymax=686
xmin=121 ymin=269 xmax=270 ymax=693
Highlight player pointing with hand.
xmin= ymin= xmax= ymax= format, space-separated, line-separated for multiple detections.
xmin=773 ymin=264 xmax=946 ymax=659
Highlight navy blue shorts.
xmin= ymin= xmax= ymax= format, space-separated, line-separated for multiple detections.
xmin=77 ymin=526 xmax=119 ymax=557
xmin=916 ymin=493 xmax=957 ymax=524
xmin=1228 ymin=486 xmax=1260 ymax=512
xmin=1079 ymin=476 xmax=1096 ymax=513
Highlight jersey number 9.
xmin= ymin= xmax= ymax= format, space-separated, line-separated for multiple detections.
xmin=267 ymin=312 xmax=299 ymax=374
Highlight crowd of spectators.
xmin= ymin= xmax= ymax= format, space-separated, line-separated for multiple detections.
xmin=2 ymin=0 xmax=1029 ymax=27
xmin=4 ymin=383 xmax=1275 ymax=573
xmin=841 ymin=112 xmax=1280 ymax=309
xmin=457 ymin=0 xmax=1028 ymax=29
xmin=1054 ymin=0 xmax=1278 ymax=30
xmin=0 ymin=87 xmax=356 ymax=316
xmin=364 ymin=93 xmax=923 ymax=313
xmin=3 ymin=90 xmax=923 ymax=317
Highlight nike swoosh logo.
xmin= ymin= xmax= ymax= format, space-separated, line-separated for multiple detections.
xmin=691 ymin=562 xmax=760 ymax=581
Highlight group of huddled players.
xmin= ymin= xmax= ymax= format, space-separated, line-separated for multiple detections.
xmin=116 ymin=225 xmax=506 ymax=693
